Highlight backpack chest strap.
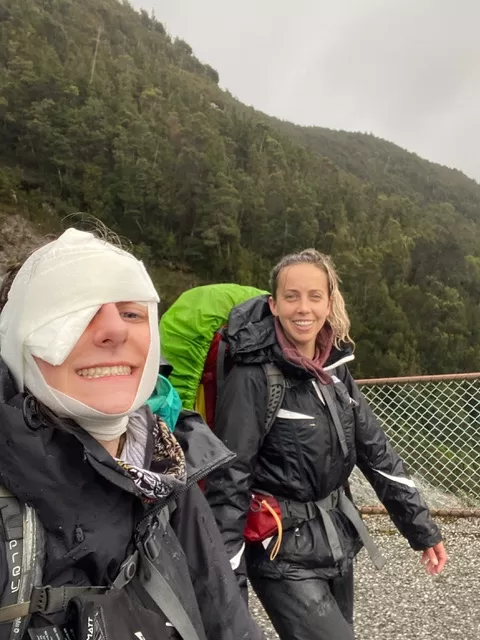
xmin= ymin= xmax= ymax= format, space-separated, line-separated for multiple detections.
xmin=0 ymin=585 xmax=108 ymax=623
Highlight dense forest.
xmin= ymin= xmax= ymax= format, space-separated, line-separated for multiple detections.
xmin=1 ymin=0 xmax=480 ymax=378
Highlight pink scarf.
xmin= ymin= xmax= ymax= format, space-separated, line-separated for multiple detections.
xmin=274 ymin=318 xmax=333 ymax=385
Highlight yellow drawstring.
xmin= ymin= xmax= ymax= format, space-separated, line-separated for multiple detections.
xmin=194 ymin=384 xmax=207 ymax=422
xmin=261 ymin=500 xmax=283 ymax=561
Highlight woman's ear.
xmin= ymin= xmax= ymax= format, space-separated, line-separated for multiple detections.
xmin=327 ymin=294 xmax=333 ymax=318
xmin=268 ymin=295 xmax=277 ymax=317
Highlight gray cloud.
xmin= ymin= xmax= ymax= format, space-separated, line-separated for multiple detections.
xmin=130 ymin=0 xmax=480 ymax=182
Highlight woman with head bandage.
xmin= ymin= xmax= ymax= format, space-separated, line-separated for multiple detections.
xmin=0 ymin=229 xmax=264 ymax=640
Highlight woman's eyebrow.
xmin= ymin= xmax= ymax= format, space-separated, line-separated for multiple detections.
xmin=283 ymin=288 xmax=325 ymax=293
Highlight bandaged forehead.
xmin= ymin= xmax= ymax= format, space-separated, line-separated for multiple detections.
xmin=0 ymin=228 xmax=159 ymax=388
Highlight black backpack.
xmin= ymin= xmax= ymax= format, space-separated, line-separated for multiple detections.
xmin=0 ymin=487 xmax=204 ymax=640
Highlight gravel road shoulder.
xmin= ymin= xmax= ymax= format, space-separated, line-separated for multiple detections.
xmin=251 ymin=515 xmax=480 ymax=639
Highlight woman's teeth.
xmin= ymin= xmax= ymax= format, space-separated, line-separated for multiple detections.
xmin=77 ymin=365 xmax=132 ymax=378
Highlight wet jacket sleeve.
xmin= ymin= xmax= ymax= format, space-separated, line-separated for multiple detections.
xmin=204 ymin=365 xmax=268 ymax=568
xmin=172 ymin=483 xmax=265 ymax=640
xmin=339 ymin=365 xmax=442 ymax=550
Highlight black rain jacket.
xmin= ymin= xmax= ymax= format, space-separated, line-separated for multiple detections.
xmin=205 ymin=296 xmax=442 ymax=582
xmin=0 ymin=358 xmax=264 ymax=640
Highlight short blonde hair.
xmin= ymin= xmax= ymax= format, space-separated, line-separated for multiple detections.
xmin=269 ymin=248 xmax=354 ymax=348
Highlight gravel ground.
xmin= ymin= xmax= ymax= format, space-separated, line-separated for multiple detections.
xmin=250 ymin=515 xmax=480 ymax=639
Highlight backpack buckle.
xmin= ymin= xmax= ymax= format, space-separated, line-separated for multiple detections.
xmin=143 ymin=533 xmax=160 ymax=562
xmin=142 ymin=526 xmax=161 ymax=562
xmin=135 ymin=504 xmax=170 ymax=558
xmin=112 ymin=551 xmax=139 ymax=589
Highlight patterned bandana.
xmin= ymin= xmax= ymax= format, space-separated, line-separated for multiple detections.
xmin=117 ymin=415 xmax=186 ymax=503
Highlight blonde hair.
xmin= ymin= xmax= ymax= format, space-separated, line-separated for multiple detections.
xmin=269 ymin=248 xmax=354 ymax=348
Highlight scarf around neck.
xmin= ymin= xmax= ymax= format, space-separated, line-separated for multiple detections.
xmin=117 ymin=411 xmax=186 ymax=503
xmin=274 ymin=318 xmax=333 ymax=384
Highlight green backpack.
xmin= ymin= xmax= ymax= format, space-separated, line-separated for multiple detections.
xmin=159 ymin=283 xmax=286 ymax=432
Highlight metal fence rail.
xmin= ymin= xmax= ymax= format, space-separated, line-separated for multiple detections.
xmin=357 ymin=372 xmax=480 ymax=506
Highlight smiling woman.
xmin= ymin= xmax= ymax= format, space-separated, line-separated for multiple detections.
xmin=0 ymin=228 xmax=161 ymax=447
xmin=268 ymin=263 xmax=333 ymax=358
xmin=204 ymin=247 xmax=447 ymax=640
xmin=0 ymin=227 xmax=263 ymax=640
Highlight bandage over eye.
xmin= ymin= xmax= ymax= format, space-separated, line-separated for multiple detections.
xmin=0 ymin=228 xmax=160 ymax=391
xmin=25 ymin=304 xmax=147 ymax=367
xmin=26 ymin=307 xmax=98 ymax=366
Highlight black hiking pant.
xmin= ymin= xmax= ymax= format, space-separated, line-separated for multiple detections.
xmin=249 ymin=565 xmax=355 ymax=640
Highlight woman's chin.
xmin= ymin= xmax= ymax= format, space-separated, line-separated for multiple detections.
xmin=98 ymin=405 xmax=132 ymax=415
xmin=74 ymin=382 xmax=140 ymax=414
xmin=82 ymin=395 xmax=136 ymax=415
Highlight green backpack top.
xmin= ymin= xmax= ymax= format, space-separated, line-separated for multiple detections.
xmin=160 ymin=283 xmax=268 ymax=412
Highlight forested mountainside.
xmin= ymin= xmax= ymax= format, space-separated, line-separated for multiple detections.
xmin=267 ymin=119 xmax=480 ymax=220
xmin=1 ymin=0 xmax=480 ymax=378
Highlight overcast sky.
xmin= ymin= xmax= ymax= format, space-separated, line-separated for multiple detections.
xmin=130 ymin=0 xmax=480 ymax=182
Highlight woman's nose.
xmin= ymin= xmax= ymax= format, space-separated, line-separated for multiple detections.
xmin=297 ymin=297 xmax=311 ymax=313
xmin=91 ymin=303 xmax=128 ymax=347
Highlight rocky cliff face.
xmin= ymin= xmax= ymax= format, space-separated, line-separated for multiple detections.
xmin=0 ymin=213 xmax=43 ymax=275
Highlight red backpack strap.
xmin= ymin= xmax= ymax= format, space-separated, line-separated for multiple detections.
xmin=202 ymin=338 xmax=285 ymax=437
xmin=200 ymin=330 xmax=228 ymax=428
xmin=215 ymin=331 xmax=228 ymax=397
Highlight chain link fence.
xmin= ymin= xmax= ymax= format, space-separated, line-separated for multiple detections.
xmin=357 ymin=372 xmax=480 ymax=506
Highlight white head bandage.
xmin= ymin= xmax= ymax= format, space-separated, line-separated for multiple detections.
xmin=0 ymin=228 xmax=160 ymax=440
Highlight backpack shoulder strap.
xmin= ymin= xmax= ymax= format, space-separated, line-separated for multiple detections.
xmin=136 ymin=504 xmax=205 ymax=640
xmin=0 ymin=486 xmax=42 ymax=639
xmin=262 ymin=363 xmax=286 ymax=435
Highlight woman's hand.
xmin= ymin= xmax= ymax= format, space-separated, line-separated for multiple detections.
xmin=421 ymin=541 xmax=448 ymax=575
